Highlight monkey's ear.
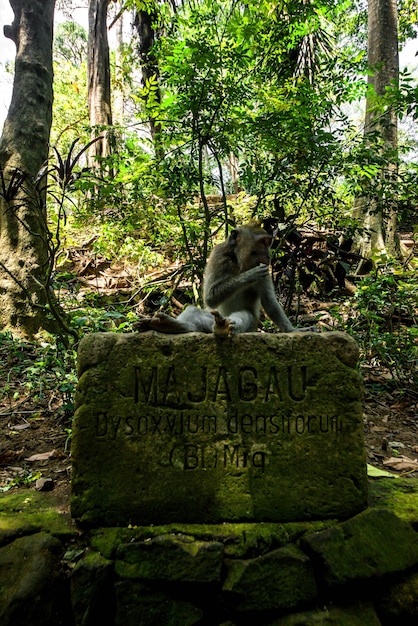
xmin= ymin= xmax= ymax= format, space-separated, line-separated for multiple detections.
xmin=228 ymin=229 xmax=240 ymax=247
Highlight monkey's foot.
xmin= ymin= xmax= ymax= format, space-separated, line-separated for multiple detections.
xmin=132 ymin=317 xmax=154 ymax=332
xmin=133 ymin=313 xmax=188 ymax=334
xmin=211 ymin=310 xmax=235 ymax=338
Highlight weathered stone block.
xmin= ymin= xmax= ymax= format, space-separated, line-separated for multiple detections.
xmin=71 ymin=331 xmax=367 ymax=526
xmin=115 ymin=534 xmax=224 ymax=582
xmin=114 ymin=581 xmax=202 ymax=626
xmin=375 ymin=570 xmax=418 ymax=624
xmin=223 ymin=544 xmax=317 ymax=611
xmin=0 ymin=532 xmax=66 ymax=626
xmin=304 ymin=508 xmax=418 ymax=586
xmin=71 ymin=551 xmax=115 ymax=626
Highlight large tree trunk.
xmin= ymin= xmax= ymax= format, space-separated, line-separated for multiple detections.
xmin=88 ymin=0 xmax=113 ymax=163
xmin=356 ymin=0 xmax=399 ymax=268
xmin=0 ymin=0 xmax=55 ymax=336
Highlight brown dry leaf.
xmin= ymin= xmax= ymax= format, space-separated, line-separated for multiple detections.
xmin=383 ymin=456 xmax=418 ymax=472
xmin=25 ymin=449 xmax=57 ymax=462
xmin=389 ymin=400 xmax=412 ymax=410
xmin=0 ymin=448 xmax=24 ymax=465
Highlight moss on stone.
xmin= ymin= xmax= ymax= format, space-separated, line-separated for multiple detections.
xmin=71 ymin=550 xmax=115 ymax=626
xmin=223 ymin=543 xmax=317 ymax=611
xmin=0 ymin=532 xmax=66 ymax=626
xmin=304 ymin=508 xmax=418 ymax=587
xmin=368 ymin=477 xmax=418 ymax=525
xmin=1 ymin=480 xmax=418 ymax=623
xmin=3 ymin=474 xmax=417 ymax=553
xmin=0 ymin=490 xmax=76 ymax=545
xmin=376 ymin=571 xmax=418 ymax=624
xmin=115 ymin=535 xmax=224 ymax=582
xmin=114 ymin=581 xmax=203 ymax=626
xmin=72 ymin=332 xmax=367 ymax=526
xmin=90 ymin=520 xmax=336 ymax=560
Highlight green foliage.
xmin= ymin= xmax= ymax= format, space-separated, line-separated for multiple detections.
xmin=153 ymin=0 xmax=372 ymax=235
xmin=52 ymin=22 xmax=89 ymax=151
xmin=0 ymin=332 xmax=76 ymax=418
xmin=79 ymin=0 xmax=369 ymax=278
xmin=22 ymin=340 xmax=77 ymax=412
xmin=398 ymin=0 xmax=418 ymax=41
xmin=70 ymin=134 xmax=187 ymax=265
xmin=340 ymin=266 xmax=418 ymax=387
xmin=69 ymin=308 xmax=132 ymax=334
xmin=54 ymin=21 xmax=88 ymax=66
xmin=0 ymin=470 xmax=42 ymax=493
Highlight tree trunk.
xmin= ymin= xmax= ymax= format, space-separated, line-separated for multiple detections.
xmin=134 ymin=8 xmax=162 ymax=157
xmin=88 ymin=0 xmax=113 ymax=163
xmin=357 ymin=0 xmax=399 ymax=268
xmin=0 ymin=0 xmax=55 ymax=336
xmin=113 ymin=1 xmax=125 ymax=126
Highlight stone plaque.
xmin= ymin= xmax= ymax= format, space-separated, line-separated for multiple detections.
xmin=71 ymin=331 xmax=367 ymax=526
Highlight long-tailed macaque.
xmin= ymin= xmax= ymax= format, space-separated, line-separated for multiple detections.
xmin=134 ymin=223 xmax=313 ymax=337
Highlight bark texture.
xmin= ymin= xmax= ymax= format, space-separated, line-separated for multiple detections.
xmin=357 ymin=0 xmax=399 ymax=266
xmin=88 ymin=0 xmax=113 ymax=162
xmin=0 ymin=0 xmax=55 ymax=336
xmin=134 ymin=8 xmax=162 ymax=155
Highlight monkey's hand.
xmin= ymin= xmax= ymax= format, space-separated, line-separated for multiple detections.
xmin=211 ymin=310 xmax=235 ymax=338
xmin=242 ymin=264 xmax=270 ymax=284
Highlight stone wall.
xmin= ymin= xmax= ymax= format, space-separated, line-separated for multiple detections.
xmin=1 ymin=480 xmax=418 ymax=625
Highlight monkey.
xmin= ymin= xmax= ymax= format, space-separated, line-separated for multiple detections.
xmin=134 ymin=223 xmax=315 ymax=337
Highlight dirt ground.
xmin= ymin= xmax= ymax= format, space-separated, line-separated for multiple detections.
xmin=1 ymin=337 xmax=417 ymax=508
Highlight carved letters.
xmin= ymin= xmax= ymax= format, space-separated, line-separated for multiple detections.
xmin=134 ymin=364 xmax=308 ymax=405
xmin=93 ymin=363 xmax=344 ymax=474
xmin=96 ymin=411 xmax=343 ymax=440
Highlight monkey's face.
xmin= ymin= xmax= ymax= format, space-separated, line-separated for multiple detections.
xmin=236 ymin=231 xmax=272 ymax=270
xmin=229 ymin=226 xmax=272 ymax=271
xmin=250 ymin=238 xmax=271 ymax=268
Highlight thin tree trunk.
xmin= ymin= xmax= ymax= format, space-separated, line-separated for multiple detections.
xmin=113 ymin=1 xmax=125 ymax=126
xmin=0 ymin=0 xmax=55 ymax=336
xmin=88 ymin=0 xmax=113 ymax=163
xmin=134 ymin=9 xmax=162 ymax=157
xmin=357 ymin=0 xmax=399 ymax=268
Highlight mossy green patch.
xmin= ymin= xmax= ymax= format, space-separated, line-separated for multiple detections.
xmin=376 ymin=571 xmax=418 ymax=623
xmin=115 ymin=581 xmax=203 ymax=626
xmin=115 ymin=535 xmax=224 ymax=582
xmin=368 ymin=477 xmax=418 ymax=525
xmin=90 ymin=520 xmax=336 ymax=559
xmin=304 ymin=508 xmax=418 ymax=586
xmin=223 ymin=544 xmax=317 ymax=611
xmin=0 ymin=489 xmax=76 ymax=544
xmin=71 ymin=550 xmax=114 ymax=626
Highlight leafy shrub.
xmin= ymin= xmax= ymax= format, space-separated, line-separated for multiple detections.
xmin=341 ymin=266 xmax=418 ymax=387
